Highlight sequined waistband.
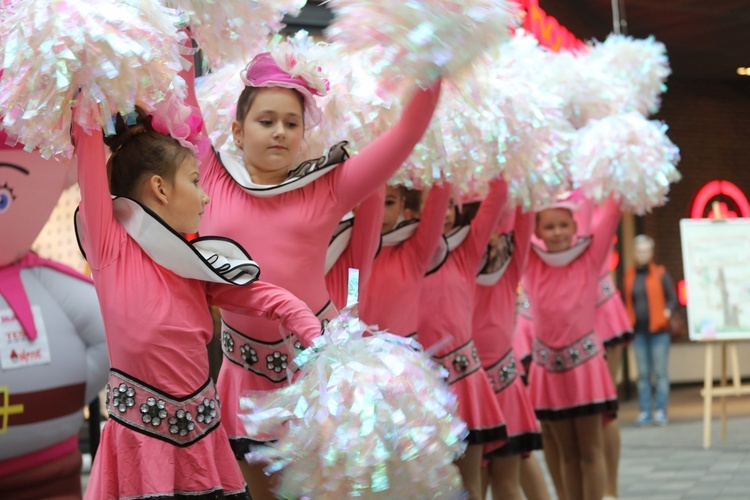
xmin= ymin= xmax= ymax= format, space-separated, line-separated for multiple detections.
xmin=597 ymin=273 xmax=617 ymax=306
xmin=533 ymin=332 xmax=600 ymax=373
xmin=434 ymin=339 xmax=481 ymax=385
xmin=106 ymin=369 xmax=219 ymax=447
xmin=221 ymin=300 xmax=335 ymax=383
xmin=485 ymin=348 xmax=517 ymax=393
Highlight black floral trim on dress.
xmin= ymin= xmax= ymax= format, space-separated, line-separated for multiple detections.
xmin=534 ymin=399 xmax=619 ymax=421
xmin=486 ymin=431 xmax=543 ymax=457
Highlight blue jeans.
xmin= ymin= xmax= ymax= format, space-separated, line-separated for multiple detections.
xmin=633 ymin=332 xmax=671 ymax=414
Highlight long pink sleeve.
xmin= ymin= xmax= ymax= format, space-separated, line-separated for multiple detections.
xmin=407 ymin=183 xmax=451 ymax=268
xmin=464 ymin=178 xmax=509 ymax=271
xmin=588 ymin=197 xmax=621 ymax=270
xmin=333 ymin=81 xmax=442 ymax=211
xmin=510 ymin=208 xmax=535 ymax=279
xmin=73 ymin=122 xmax=125 ymax=270
xmin=205 ymin=280 xmax=321 ymax=347
xmin=350 ymin=187 xmax=385 ymax=293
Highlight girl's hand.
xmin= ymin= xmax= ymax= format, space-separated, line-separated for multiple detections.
xmin=664 ymin=308 xmax=672 ymax=319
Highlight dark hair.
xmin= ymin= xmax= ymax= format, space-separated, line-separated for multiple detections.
xmin=235 ymin=86 xmax=306 ymax=125
xmin=457 ymin=201 xmax=481 ymax=227
xmin=103 ymin=107 xmax=193 ymax=198
xmin=404 ymin=188 xmax=423 ymax=213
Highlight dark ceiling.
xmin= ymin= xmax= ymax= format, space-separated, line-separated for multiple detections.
xmin=286 ymin=0 xmax=750 ymax=82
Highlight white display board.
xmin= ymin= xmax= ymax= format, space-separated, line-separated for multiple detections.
xmin=680 ymin=218 xmax=750 ymax=341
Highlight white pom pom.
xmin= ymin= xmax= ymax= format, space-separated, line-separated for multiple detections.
xmin=326 ymin=0 xmax=520 ymax=97
xmin=586 ymin=34 xmax=671 ymax=116
xmin=239 ymin=309 xmax=468 ymax=499
xmin=547 ymin=50 xmax=631 ymax=129
xmin=163 ymin=0 xmax=305 ymax=66
xmin=0 ymin=0 xmax=189 ymax=158
xmin=570 ymin=112 xmax=681 ymax=215
xmin=196 ymin=62 xmax=245 ymax=154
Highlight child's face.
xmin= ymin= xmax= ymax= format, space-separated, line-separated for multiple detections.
xmin=232 ymin=87 xmax=304 ymax=178
xmin=443 ymin=199 xmax=456 ymax=235
xmin=382 ymin=185 xmax=405 ymax=234
xmin=535 ymin=208 xmax=577 ymax=252
xmin=162 ymin=157 xmax=210 ymax=234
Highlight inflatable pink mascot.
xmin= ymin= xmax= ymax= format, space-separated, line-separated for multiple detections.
xmin=0 ymin=131 xmax=109 ymax=499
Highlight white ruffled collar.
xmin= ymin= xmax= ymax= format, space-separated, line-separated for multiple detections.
xmin=217 ymin=141 xmax=349 ymax=197
xmin=324 ymin=212 xmax=354 ymax=274
xmin=476 ymin=231 xmax=515 ymax=287
xmin=531 ymin=236 xmax=592 ymax=267
xmin=75 ymin=198 xmax=260 ymax=285
xmin=379 ymin=220 xmax=449 ymax=275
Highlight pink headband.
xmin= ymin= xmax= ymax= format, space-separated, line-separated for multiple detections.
xmin=241 ymin=51 xmax=329 ymax=127
xmin=542 ymin=190 xmax=584 ymax=213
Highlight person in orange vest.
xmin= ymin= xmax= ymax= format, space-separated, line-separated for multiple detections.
xmin=623 ymin=235 xmax=678 ymax=426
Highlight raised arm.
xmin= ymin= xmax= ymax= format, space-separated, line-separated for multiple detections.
xmin=349 ymin=187 xmax=385 ymax=293
xmin=72 ymin=122 xmax=125 ymax=270
xmin=205 ymin=280 xmax=322 ymax=347
xmin=407 ymin=182 xmax=451 ymax=269
xmin=510 ymin=208 xmax=536 ymax=279
xmin=588 ymin=196 xmax=621 ymax=270
xmin=465 ymin=178 xmax=509 ymax=269
xmin=333 ymin=80 xmax=442 ymax=211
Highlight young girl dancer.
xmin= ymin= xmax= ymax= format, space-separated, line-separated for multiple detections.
xmin=359 ymin=183 xmax=451 ymax=337
xmin=417 ymin=179 xmax=508 ymax=500
xmin=184 ymin=46 xmax=442 ymax=497
xmin=523 ymin=195 xmax=621 ymax=500
xmin=73 ymin=108 xmax=324 ymax=499
xmin=472 ymin=208 xmax=543 ymax=500
xmin=325 ymin=188 xmax=384 ymax=310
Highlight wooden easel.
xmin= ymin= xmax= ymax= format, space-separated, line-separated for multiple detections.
xmin=701 ymin=340 xmax=750 ymax=448
xmin=699 ymin=203 xmax=750 ymax=448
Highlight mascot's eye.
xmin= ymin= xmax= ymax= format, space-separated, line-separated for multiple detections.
xmin=0 ymin=183 xmax=15 ymax=213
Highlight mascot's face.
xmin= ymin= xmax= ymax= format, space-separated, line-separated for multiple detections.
xmin=0 ymin=145 xmax=74 ymax=267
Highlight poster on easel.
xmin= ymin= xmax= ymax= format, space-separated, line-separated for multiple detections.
xmin=680 ymin=218 xmax=750 ymax=341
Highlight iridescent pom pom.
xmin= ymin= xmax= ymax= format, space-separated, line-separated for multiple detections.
xmin=586 ymin=34 xmax=671 ymax=116
xmin=468 ymin=32 xmax=573 ymax=209
xmin=195 ymin=62 xmax=245 ymax=154
xmin=239 ymin=308 xmax=468 ymax=499
xmin=0 ymin=0 xmax=189 ymax=158
xmin=326 ymin=0 xmax=520 ymax=98
xmin=163 ymin=0 xmax=305 ymax=66
xmin=548 ymin=50 xmax=631 ymax=129
xmin=570 ymin=112 xmax=681 ymax=215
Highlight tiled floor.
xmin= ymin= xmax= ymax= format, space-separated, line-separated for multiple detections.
xmin=82 ymin=386 xmax=750 ymax=499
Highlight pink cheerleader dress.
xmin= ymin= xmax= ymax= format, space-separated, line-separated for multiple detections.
xmin=473 ymin=208 xmax=542 ymax=456
xmin=73 ymin=125 xmax=323 ymax=499
xmin=188 ymin=59 xmax=442 ymax=455
xmin=359 ymin=183 xmax=451 ymax=337
xmin=417 ymin=179 xmax=507 ymax=444
xmin=325 ymin=188 xmax=384 ymax=310
xmin=513 ymin=286 xmax=535 ymax=372
xmin=523 ymin=197 xmax=621 ymax=421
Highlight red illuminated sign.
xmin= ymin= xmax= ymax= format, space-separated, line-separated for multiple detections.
xmin=690 ymin=180 xmax=750 ymax=219
xmin=517 ymin=0 xmax=587 ymax=53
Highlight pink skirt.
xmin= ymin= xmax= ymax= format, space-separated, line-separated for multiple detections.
xmin=85 ymin=420 xmax=248 ymax=499
xmin=482 ymin=353 xmax=541 ymax=457
xmin=432 ymin=338 xmax=507 ymax=445
xmin=595 ymin=275 xmax=633 ymax=350
xmin=513 ymin=315 xmax=534 ymax=368
xmin=529 ymin=333 xmax=618 ymax=421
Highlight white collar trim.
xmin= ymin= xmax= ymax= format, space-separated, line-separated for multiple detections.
xmin=217 ymin=141 xmax=349 ymax=197
xmin=75 ymin=198 xmax=261 ymax=285
xmin=531 ymin=236 xmax=592 ymax=267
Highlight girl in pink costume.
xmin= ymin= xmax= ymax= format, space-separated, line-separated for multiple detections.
xmin=324 ymin=188 xmax=384 ymax=310
xmin=523 ymin=195 xmax=620 ymax=500
xmin=359 ymin=183 xmax=451 ymax=337
xmin=472 ymin=208 xmax=543 ymax=500
xmin=184 ymin=46 xmax=441 ymax=495
xmin=417 ymin=179 xmax=508 ymax=500
xmin=73 ymin=108 xmax=323 ymax=500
